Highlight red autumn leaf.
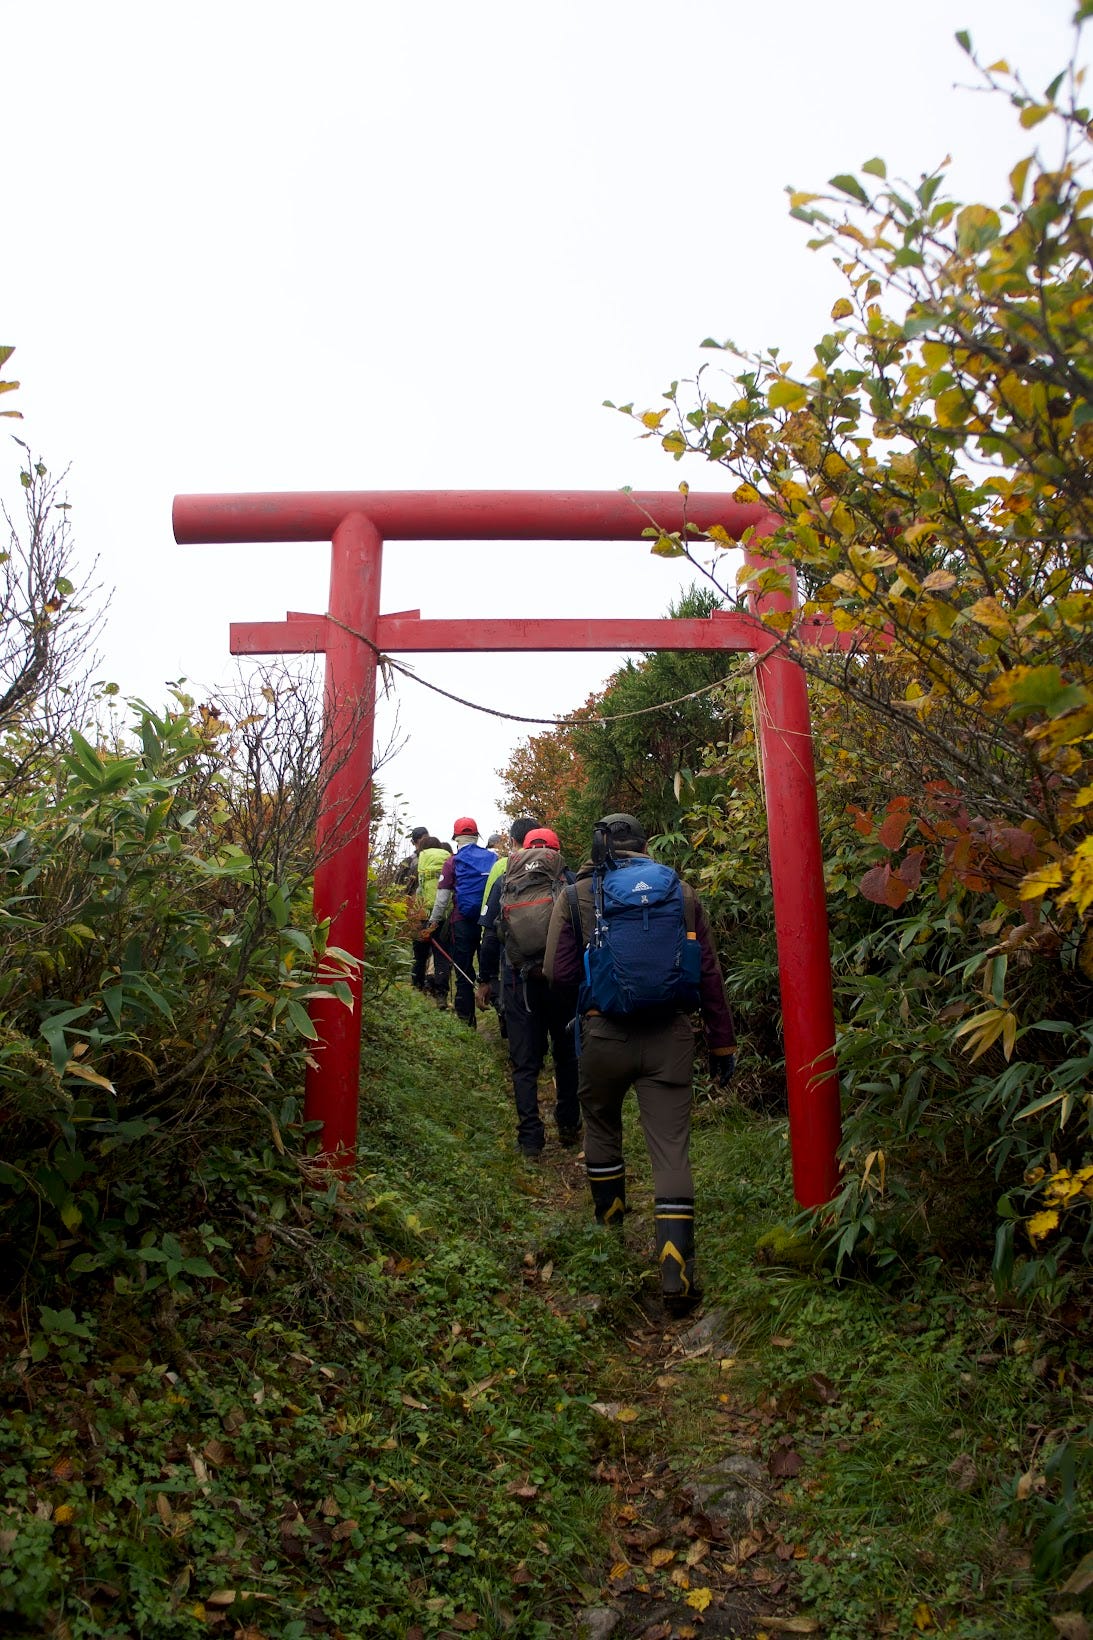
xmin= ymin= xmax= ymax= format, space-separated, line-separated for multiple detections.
xmin=847 ymin=804 xmax=874 ymax=837
xmin=877 ymin=807 xmax=912 ymax=850
xmin=885 ymin=875 xmax=911 ymax=908
xmin=994 ymin=826 xmax=1039 ymax=862
xmin=897 ymin=848 xmax=926 ymax=888
xmin=858 ymin=864 xmax=892 ymax=904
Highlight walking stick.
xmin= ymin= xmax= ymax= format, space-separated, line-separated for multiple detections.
xmin=428 ymin=932 xmax=477 ymax=989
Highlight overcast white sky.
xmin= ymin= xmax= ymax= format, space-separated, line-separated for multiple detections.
xmin=4 ymin=0 xmax=1083 ymax=847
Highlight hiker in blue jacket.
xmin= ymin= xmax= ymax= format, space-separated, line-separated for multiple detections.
xmin=426 ymin=818 xmax=497 ymax=1029
xmin=543 ymin=812 xmax=737 ymax=1317
xmin=477 ymin=821 xmax=581 ymax=1160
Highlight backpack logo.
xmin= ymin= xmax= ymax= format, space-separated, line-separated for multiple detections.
xmin=581 ymin=857 xmax=702 ymax=1017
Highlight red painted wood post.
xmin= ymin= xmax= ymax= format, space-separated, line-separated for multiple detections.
xmin=305 ymin=511 xmax=383 ymax=1163
xmin=746 ymin=533 xmax=842 ymax=1207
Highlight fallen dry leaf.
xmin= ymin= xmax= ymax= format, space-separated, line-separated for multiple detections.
xmin=769 ymin=1446 xmax=804 ymax=1478
xmin=1061 ymin=1550 xmax=1093 ymax=1597
xmin=947 ymin=1453 xmax=978 ymax=1492
xmin=205 ymin=1590 xmax=274 ymax=1608
xmin=1050 ymin=1615 xmax=1090 ymax=1640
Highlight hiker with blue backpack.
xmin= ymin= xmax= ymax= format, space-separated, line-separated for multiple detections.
xmin=543 ymin=812 xmax=737 ymax=1318
xmin=425 ymin=818 xmax=498 ymax=1029
xmin=477 ymin=821 xmax=582 ymax=1160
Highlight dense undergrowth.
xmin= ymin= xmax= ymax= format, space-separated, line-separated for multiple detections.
xmin=0 ymin=991 xmax=611 ymax=1638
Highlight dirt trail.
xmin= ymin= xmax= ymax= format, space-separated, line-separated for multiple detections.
xmin=519 ymin=1139 xmax=814 ymax=1640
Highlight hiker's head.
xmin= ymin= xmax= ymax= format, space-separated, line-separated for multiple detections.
xmin=451 ymin=817 xmax=480 ymax=850
xmin=509 ymin=816 xmax=541 ymax=847
xmin=523 ymin=827 xmax=560 ymax=851
xmin=486 ymin=832 xmax=505 ymax=852
xmin=410 ymin=825 xmax=429 ymax=852
xmin=421 ymin=835 xmax=447 ymax=851
xmin=596 ymin=812 xmax=647 ymax=852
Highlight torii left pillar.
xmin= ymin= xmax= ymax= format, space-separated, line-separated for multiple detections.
xmin=308 ymin=512 xmax=382 ymax=1159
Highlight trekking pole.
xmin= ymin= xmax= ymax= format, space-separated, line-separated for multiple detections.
xmin=428 ymin=933 xmax=477 ymax=989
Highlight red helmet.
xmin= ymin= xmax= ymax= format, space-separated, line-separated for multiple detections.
xmin=451 ymin=817 xmax=479 ymax=838
xmin=523 ymin=827 xmax=560 ymax=850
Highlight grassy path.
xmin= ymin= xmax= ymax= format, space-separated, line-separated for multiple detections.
xmin=1 ymin=986 xmax=1085 ymax=1638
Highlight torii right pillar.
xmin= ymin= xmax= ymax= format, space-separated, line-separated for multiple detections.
xmin=746 ymin=532 xmax=841 ymax=1206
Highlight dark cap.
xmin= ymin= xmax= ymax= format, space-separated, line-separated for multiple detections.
xmin=597 ymin=812 xmax=647 ymax=850
xmin=410 ymin=826 xmax=429 ymax=843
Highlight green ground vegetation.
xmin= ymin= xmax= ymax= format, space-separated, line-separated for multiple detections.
xmin=2 ymin=965 xmax=1089 ymax=1638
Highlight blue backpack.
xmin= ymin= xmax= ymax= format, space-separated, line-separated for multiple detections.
xmin=452 ymin=844 xmax=497 ymax=918
xmin=581 ymin=856 xmax=702 ymax=1016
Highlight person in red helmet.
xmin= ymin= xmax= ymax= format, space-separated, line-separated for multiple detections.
xmin=426 ymin=818 xmax=497 ymax=1028
xmin=477 ymin=821 xmax=580 ymax=1158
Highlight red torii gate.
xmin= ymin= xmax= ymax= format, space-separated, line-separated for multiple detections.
xmin=173 ymin=490 xmax=843 ymax=1207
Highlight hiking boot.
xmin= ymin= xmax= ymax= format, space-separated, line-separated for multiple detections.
xmin=518 ymin=1147 xmax=543 ymax=1166
xmin=557 ymin=1126 xmax=583 ymax=1149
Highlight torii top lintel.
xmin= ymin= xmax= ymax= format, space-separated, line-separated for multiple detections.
xmin=172 ymin=489 xmax=768 ymax=546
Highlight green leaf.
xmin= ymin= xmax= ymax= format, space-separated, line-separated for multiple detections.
xmin=829 ymin=173 xmax=869 ymax=205
xmin=768 ymin=378 xmax=808 ymax=412
xmin=287 ymin=1000 xmax=319 ymax=1040
xmin=861 ymin=157 xmax=887 ymax=179
xmin=955 ymin=29 xmax=972 ymax=53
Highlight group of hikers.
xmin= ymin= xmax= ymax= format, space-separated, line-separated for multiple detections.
xmin=397 ymin=812 xmax=737 ymax=1318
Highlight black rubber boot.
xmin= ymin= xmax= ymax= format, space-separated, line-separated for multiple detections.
xmin=587 ymin=1162 xmax=626 ymax=1226
xmin=655 ymin=1197 xmax=697 ymax=1308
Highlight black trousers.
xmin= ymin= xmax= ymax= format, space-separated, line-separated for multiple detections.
xmin=411 ymin=934 xmax=450 ymax=1001
xmin=503 ymin=972 xmax=580 ymax=1153
xmin=450 ymin=918 xmax=482 ymax=1025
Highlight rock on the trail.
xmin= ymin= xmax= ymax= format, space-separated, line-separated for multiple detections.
xmin=683 ymin=1453 xmax=772 ymax=1534
xmin=574 ymin=1604 xmax=621 ymax=1639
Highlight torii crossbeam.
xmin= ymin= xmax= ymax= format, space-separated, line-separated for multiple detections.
xmin=173 ymin=490 xmax=843 ymax=1206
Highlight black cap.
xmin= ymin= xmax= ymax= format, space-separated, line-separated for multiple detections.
xmin=597 ymin=812 xmax=647 ymax=850
xmin=410 ymin=826 xmax=429 ymax=843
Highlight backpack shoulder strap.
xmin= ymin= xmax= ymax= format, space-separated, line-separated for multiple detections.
xmin=680 ymin=878 xmax=697 ymax=935
xmin=565 ymin=882 xmax=586 ymax=952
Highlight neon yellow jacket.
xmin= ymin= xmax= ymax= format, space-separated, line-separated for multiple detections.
xmin=417 ymin=847 xmax=449 ymax=913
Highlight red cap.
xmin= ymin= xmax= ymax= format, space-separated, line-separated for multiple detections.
xmin=452 ymin=817 xmax=479 ymax=838
xmin=523 ymin=827 xmax=560 ymax=850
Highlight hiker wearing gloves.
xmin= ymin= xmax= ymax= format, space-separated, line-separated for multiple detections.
xmin=410 ymin=835 xmax=453 ymax=1004
xmin=477 ymin=822 xmax=580 ymax=1160
xmin=543 ymin=812 xmax=737 ymax=1317
xmin=426 ymin=819 xmax=497 ymax=1028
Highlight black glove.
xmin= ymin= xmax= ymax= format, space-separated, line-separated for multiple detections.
xmin=709 ymin=1051 xmax=736 ymax=1087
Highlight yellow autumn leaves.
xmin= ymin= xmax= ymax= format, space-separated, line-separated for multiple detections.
xmin=1026 ymin=1166 xmax=1093 ymax=1244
